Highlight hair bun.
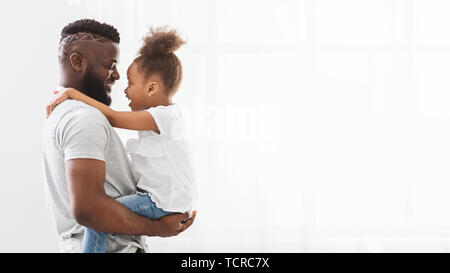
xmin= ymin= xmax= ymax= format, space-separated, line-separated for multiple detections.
xmin=139 ymin=26 xmax=185 ymax=56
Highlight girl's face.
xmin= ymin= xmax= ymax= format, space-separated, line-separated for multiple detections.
xmin=124 ymin=62 xmax=152 ymax=111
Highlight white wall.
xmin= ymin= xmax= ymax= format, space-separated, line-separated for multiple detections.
xmin=2 ymin=0 xmax=450 ymax=252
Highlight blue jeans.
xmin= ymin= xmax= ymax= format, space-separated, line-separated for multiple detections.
xmin=81 ymin=193 xmax=173 ymax=253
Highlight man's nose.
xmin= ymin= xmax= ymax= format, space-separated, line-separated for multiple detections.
xmin=112 ymin=66 xmax=120 ymax=81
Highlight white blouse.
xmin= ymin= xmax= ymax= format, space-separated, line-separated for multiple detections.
xmin=125 ymin=104 xmax=197 ymax=213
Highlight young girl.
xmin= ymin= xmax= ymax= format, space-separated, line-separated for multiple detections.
xmin=47 ymin=27 xmax=198 ymax=253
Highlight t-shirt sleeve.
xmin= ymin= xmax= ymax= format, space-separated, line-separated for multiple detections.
xmin=57 ymin=109 xmax=108 ymax=162
xmin=147 ymin=106 xmax=177 ymax=137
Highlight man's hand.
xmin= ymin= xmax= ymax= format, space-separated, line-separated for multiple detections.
xmin=150 ymin=211 xmax=197 ymax=237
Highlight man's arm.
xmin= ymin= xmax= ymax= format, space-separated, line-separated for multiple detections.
xmin=66 ymin=158 xmax=195 ymax=237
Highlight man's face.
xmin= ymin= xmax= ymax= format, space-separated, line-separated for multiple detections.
xmin=81 ymin=42 xmax=120 ymax=106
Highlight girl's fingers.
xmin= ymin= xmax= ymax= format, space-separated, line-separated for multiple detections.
xmin=51 ymin=101 xmax=57 ymax=113
xmin=47 ymin=92 xmax=69 ymax=117
xmin=47 ymin=101 xmax=56 ymax=116
xmin=47 ymin=105 xmax=51 ymax=117
xmin=46 ymin=91 xmax=60 ymax=118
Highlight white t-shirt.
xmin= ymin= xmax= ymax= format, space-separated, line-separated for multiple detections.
xmin=42 ymin=100 xmax=148 ymax=253
xmin=126 ymin=104 xmax=197 ymax=213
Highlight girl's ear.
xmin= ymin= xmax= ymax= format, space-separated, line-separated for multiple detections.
xmin=69 ymin=52 xmax=86 ymax=72
xmin=147 ymin=81 xmax=159 ymax=96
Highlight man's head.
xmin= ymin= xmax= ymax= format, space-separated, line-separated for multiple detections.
xmin=59 ymin=19 xmax=120 ymax=106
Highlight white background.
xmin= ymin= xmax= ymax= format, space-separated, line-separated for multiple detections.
xmin=1 ymin=0 xmax=450 ymax=252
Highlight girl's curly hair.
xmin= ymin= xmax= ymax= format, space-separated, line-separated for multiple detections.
xmin=135 ymin=26 xmax=186 ymax=95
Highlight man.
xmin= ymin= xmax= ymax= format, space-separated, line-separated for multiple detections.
xmin=42 ymin=19 xmax=195 ymax=253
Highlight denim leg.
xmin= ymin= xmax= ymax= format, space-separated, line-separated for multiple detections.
xmin=81 ymin=228 xmax=107 ymax=253
xmin=116 ymin=193 xmax=174 ymax=220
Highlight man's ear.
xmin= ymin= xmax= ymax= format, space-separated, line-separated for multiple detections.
xmin=69 ymin=52 xmax=86 ymax=72
xmin=147 ymin=82 xmax=159 ymax=96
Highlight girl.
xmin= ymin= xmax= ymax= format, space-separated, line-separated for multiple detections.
xmin=47 ymin=27 xmax=198 ymax=253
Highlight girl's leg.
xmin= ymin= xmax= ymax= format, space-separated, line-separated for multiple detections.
xmin=81 ymin=228 xmax=107 ymax=253
xmin=116 ymin=193 xmax=175 ymax=220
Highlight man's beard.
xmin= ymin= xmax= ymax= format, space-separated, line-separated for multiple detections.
xmin=81 ymin=66 xmax=111 ymax=106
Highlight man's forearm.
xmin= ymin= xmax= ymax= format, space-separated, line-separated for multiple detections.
xmin=74 ymin=194 xmax=159 ymax=236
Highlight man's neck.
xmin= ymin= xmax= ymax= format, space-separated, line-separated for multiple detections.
xmin=59 ymin=78 xmax=83 ymax=91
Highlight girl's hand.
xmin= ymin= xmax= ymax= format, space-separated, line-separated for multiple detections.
xmin=46 ymin=88 xmax=72 ymax=118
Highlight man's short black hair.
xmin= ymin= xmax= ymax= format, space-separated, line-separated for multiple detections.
xmin=60 ymin=19 xmax=120 ymax=43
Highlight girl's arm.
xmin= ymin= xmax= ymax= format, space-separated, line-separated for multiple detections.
xmin=47 ymin=88 xmax=160 ymax=132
